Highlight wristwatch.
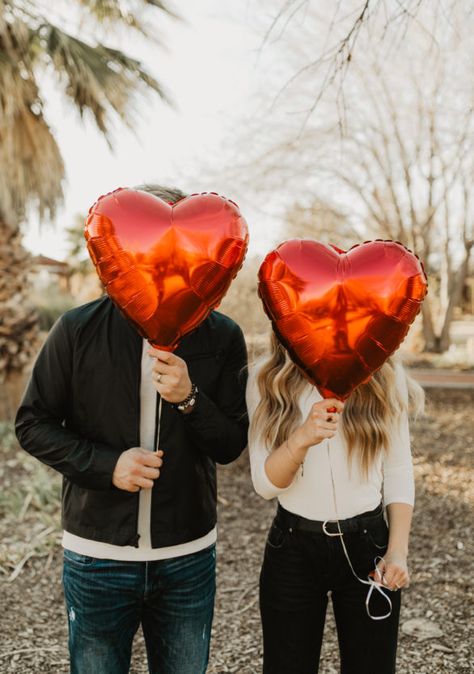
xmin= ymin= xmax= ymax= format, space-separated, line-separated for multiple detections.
xmin=173 ymin=382 xmax=199 ymax=413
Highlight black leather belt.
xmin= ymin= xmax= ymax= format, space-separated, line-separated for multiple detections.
xmin=275 ymin=502 xmax=384 ymax=535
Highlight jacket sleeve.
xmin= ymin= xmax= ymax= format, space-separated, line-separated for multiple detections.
xmin=181 ymin=322 xmax=249 ymax=464
xmin=15 ymin=315 xmax=119 ymax=491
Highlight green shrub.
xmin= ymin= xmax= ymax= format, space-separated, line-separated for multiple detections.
xmin=32 ymin=286 xmax=76 ymax=331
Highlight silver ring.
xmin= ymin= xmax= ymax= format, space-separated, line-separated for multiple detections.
xmin=155 ymin=373 xmax=162 ymax=383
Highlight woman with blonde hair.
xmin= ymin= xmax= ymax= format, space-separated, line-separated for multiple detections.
xmin=247 ymin=332 xmax=424 ymax=674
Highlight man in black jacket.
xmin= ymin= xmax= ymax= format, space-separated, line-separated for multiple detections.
xmin=15 ymin=185 xmax=249 ymax=674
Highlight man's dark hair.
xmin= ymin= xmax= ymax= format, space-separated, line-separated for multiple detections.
xmin=135 ymin=183 xmax=187 ymax=204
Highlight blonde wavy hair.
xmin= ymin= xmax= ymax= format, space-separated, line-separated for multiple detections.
xmin=249 ymin=333 xmax=425 ymax=475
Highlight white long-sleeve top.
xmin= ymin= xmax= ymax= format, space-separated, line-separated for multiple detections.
xmin=247 ymin=362 xmax=414 ymax=521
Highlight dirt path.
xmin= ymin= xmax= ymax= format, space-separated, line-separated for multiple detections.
xmin=0 ymin=389 xmax=472 ymax=673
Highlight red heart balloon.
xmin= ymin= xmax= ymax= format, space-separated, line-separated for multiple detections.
xmin=258 ymin=239 xmax=427 ymax=400
xmin=85 ymin=188 xmax=249 ymax=349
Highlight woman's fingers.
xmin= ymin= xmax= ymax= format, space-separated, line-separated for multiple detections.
xmin=312 ymin=399 xmax=344 ymax=415
xmin=312 ymin=409 xmax=338 ymax=422
xmin=374 ymin=558 xmax=386 ymax=583
xmin=311 ymin=411 xmax=339 ymax=428
xmin=318 ymin=421 xmax=338 ymax=431
xmin=324 ymin=398 xmax=344 ymax=412
xmin=381 ymin=562 xmax=409 ymax=590
xmin=375 ymin=553 xmax=410 ymax=590
xmin=300 ymin=399 xmax=344 ymax=445
xmin=392 ymin=570 xmax=409 ymax=589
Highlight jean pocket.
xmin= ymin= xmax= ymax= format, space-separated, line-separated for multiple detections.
xmin=266 ymin=522 xmax=287 ymax=550
xmin=63 ymin=549 xmax=96 ymax=566
xmin=364 ymin=520 xmax=389 ymax=551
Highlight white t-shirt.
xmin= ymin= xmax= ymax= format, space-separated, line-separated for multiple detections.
xmin=62 ymin=339 xmax=216 ymax=561
xmin=247 ymin=362 xmax=414 ymax=521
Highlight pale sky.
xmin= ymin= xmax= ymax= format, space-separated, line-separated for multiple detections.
xmin=24 ymin=1 xmax=271 ymax=261
xmin=24 ymin=2 xmax=463 ymax=265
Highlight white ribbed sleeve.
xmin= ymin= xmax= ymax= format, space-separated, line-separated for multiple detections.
xmin=382 ymin=364 xmax=415 ymax=507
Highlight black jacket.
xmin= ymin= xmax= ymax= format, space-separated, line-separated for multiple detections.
xmin=15 ymin=296 xmax=248 ymax=548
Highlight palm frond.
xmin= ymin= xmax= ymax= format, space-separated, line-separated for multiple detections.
xmin=0 ymin=15 xmax=64 ymax=225
xmin=0 ymin=0 xmax=174 ymax=227
xmin=75 ymin=0 xmax=179 ymax=35
xmin=43 ymin=24 xmax=169 ymax=136
xmin=0 ymin=11 xmax=32 ymax=65
xmin=139 ymin=0 xmax=178 ymax=18
xmin=0 ymin=107 xmax=65 ymax=225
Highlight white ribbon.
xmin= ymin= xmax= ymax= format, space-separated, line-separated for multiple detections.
xmin=324 ymin=439 xmax=393 ymax=621
xmin=365 ymin=558 xmax=393 ymax=621
xmin=323 ymin=519 xmax=393 ymax=620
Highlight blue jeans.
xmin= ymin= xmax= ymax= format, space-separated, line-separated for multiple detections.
xmin=62 ymin=545 xmax=216 ymax=674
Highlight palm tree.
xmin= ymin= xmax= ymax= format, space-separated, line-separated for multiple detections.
xmin=0 ymin=0 xmax=175 ymax=416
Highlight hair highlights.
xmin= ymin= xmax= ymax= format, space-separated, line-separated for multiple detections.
xmin=249 ymin=332 xmax=424 ymax=474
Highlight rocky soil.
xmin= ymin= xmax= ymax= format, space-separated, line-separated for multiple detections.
xmin=0 ymin=389 xmax=472 ymax=673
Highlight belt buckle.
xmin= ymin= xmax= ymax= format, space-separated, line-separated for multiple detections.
xmin=322 ymin=519 xmax=342 ymax=537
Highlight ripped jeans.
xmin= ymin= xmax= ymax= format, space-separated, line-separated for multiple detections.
xmin=62 ymin=545 xmax=216 ymax=674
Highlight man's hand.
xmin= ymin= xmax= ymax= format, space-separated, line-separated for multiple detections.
xmin=148 ymin=348 xmax=192 ymax=404
xmin=112 ymin=447 xmax=163 ymax=492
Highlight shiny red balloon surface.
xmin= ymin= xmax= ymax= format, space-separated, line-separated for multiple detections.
xmin=258 ymin=239 xmax=427 ymax=400
xmin=85 ymin=188 xmax=248 ymax=349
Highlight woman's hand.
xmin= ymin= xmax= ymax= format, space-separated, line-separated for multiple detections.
xmin=262 ymin=398 xmax=344 ymax=491
xmin=291 ymin=398 xmax=344 ymax=452
xmin=376 ymin=551 xmax=410 ymax=591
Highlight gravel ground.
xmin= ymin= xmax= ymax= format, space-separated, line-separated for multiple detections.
xmin=0 ymin=388 xmax=472 ymax=673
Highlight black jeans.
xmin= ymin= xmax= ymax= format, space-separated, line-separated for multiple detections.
xmin=259 ymin=504 xmax=401 ymax=674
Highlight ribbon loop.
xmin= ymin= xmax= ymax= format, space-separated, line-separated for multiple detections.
xmin=365 ymin=569 xmax=393 ymax=621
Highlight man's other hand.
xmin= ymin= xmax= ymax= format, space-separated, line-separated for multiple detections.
xmin=112 ymin=447 xmax=164 ymax=492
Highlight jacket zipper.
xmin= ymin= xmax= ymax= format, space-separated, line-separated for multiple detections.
xmin=132 ymin=342 xmax=142 ymax=548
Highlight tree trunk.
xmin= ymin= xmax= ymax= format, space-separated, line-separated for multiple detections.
xmin=421 ymin=298 xmax=439 ymax=352
xmin=0 ymin=220 xmax=40 ymax=420
xmin=0 ymin=371 xmax=29 ymax=420
xmin=437 ymin=248 xmax=472 ymax=353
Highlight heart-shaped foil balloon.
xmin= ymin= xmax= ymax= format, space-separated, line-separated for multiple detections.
xmin=85 ymin=188 xmax=249 ymax=349
xmin=258 ymin=239 xmax=427 ymax=400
